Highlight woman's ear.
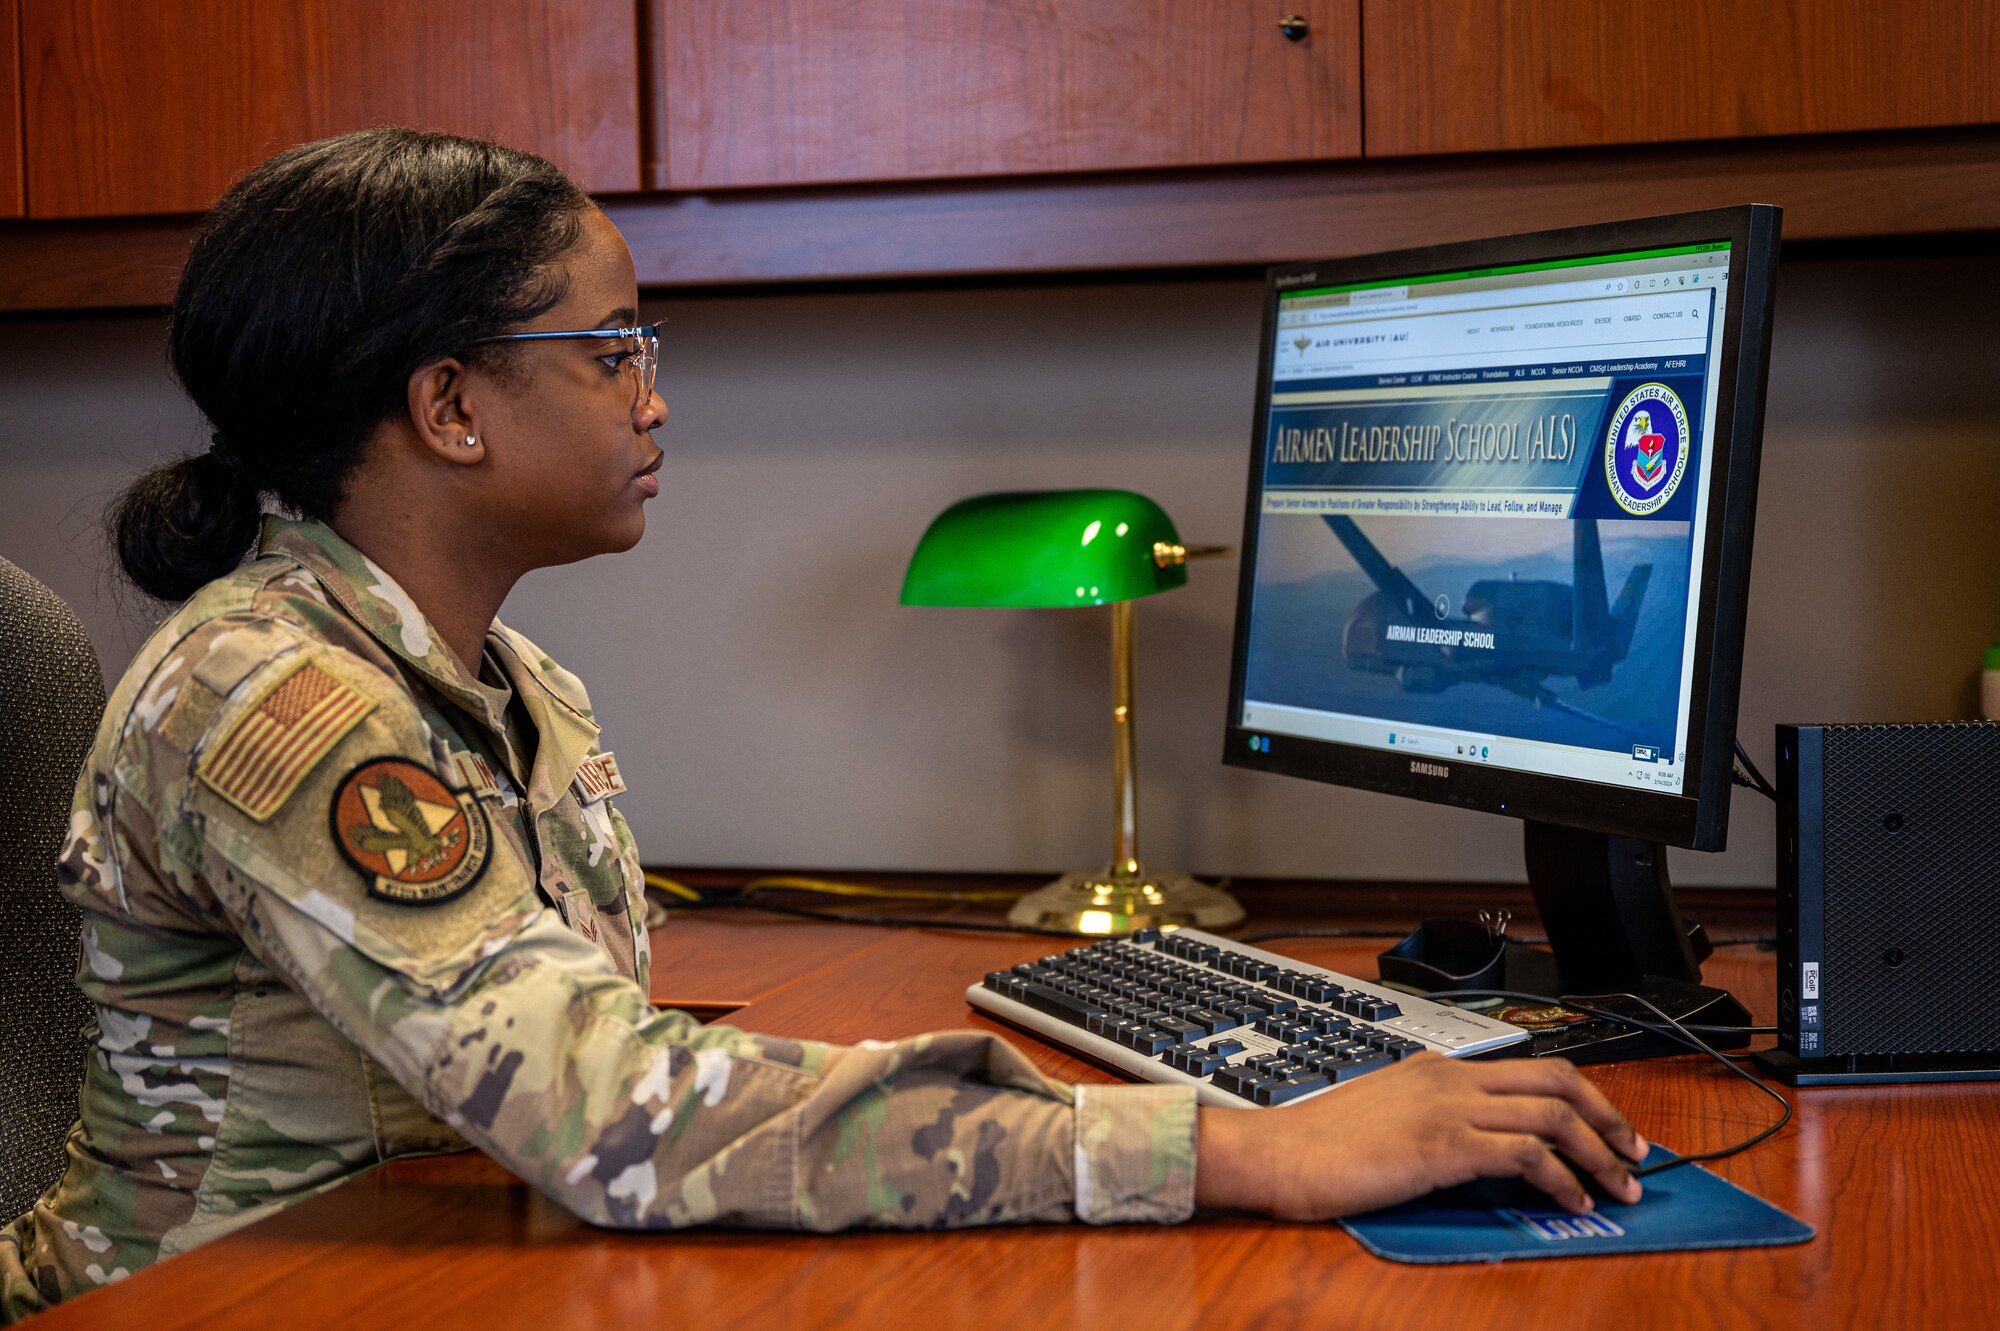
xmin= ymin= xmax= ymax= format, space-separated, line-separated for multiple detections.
xmin=407 ymin=356 xmax=486 ymax=466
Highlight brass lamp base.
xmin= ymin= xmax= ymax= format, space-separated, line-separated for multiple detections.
xmin=1007 ymin=865 xmax=1245 ymax=935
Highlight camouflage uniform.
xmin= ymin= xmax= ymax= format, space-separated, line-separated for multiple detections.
xmin=1 ymin=518 xmax=1196 ymax=1319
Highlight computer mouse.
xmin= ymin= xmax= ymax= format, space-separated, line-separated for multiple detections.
xmin=1420 ymin=1162 xmax=1638 ymax=1212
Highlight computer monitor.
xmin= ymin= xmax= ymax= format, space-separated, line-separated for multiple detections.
xmin=1223 ymin=206 xmax=1781 ymax=1059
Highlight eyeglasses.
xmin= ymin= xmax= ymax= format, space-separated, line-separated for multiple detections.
xmin=468 ymin=324 xmax=660 ymax=411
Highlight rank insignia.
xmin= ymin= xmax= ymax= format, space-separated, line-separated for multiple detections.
xmin=331 ymin=757 xmax=490 ymax=905
xmin=198 ymin=659 xmax=376 ymax=821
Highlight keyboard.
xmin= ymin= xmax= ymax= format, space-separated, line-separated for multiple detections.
xmin=968 ymin=927 xmax=1529 ymax=1108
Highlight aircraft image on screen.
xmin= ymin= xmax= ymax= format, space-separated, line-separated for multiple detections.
xmin=1326 ymin=515 xmax=1652 ymax=735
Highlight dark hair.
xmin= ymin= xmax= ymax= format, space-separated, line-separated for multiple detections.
xmin=113 ymin=128 xmax=593 ymax=601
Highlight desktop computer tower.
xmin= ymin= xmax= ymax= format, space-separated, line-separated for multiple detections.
xmin=1761 ymin=722 xmax=2000 ymax=1085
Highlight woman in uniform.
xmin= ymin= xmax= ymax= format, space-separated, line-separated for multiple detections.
xmin=1 ymin=129 xmax=1644 ymax=1316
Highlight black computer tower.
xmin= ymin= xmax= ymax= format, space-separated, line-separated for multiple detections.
xmin=1758 ymin=722 xmax=2000 ymax=1085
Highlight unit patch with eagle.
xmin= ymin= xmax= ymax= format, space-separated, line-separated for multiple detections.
xmin=330 ymin=756 xmax=491 ymax=905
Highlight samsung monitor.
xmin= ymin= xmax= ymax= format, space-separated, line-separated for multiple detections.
xmin=1223 ymin=206 xmax=1781 ymax=1058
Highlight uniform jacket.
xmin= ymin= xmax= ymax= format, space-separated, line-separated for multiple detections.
xmin=1 ymin=518 xmax=1196 ymax=1317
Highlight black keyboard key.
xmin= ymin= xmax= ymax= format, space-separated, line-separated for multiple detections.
xmin=1207 ymin=1037 xmax=1246 ymax=1059
xmin=1209 ymin=1063 xmax=1253 ymax=1091
xmin=1329 ymin=1053 xmax=1393 ymax=1082
xmin=1358 ymin=1000 xmax=1402 ymax=1021
xmin=1302 ymin=982 xmax=1337 ymax=1003
xmin=1255 ymin=1072 xmax=1332 ymax=1106
xmin=1182 ymin=1051 xmax=1229 ymax=1079
xmin=1153 ymin=1018 xmax=1204 ymax=1043
xmin=1125 ymin=1028 xmax=1176 ymax=1055
xmin=1015 ymin=982 xmax=1106 ymax=1026
xmin=1130 ymin=928 xmax=1163 ymax=945
xmin=1187 ymin=1009 xmax=1235 ymax=1036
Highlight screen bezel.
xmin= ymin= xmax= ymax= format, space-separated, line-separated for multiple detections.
xmin=1222 ymin=205 xmax=1780 ymax=851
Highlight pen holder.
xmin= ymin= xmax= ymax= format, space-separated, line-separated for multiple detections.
xmin=1377 ymin=917 xmax=1509 ymax=993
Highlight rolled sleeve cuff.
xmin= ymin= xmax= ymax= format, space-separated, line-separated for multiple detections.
xmin=1071 ymin=1081 xmax=1198 ymax=1225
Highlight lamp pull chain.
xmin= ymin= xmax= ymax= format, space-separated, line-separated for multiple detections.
xmin=1110 ymin=599 xmax=1140 ymax=876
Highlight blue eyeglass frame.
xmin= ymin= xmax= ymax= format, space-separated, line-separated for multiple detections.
xmin=466 ymin=324 xmax=660 ymax=407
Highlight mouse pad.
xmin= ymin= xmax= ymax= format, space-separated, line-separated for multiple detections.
xmin=1337 ymin=1146 xmax=1814 ymax=1263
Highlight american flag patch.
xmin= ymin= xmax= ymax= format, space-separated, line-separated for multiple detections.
xmin=198 ymin=660 xmax=376 ymax=821
xmin=573 ymin=751 xmax=626 ymax=802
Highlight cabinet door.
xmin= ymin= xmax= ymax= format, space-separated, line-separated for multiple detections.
xmin=663 ymin=1 xmax=1361 ymax=190
xmin=23 ymin=0 xmax=640 ymax=218
xmin=1364 ymin=0 xmax=2000 ymax=157
xmin=0 ymin=0 xmax=20 ymax=217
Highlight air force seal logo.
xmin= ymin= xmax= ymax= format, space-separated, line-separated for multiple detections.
xmin=1604 ymin=383 xmax=1690 ymax=516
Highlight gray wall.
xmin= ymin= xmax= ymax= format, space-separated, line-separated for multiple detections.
xmin=4 ymin=251 xmax=1995 ymax=887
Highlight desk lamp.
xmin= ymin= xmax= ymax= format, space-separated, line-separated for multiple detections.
xmin=901 ymin=489 xmax=1243 ymax=934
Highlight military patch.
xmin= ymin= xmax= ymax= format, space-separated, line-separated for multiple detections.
xmin=573 ymin=751 xmax=626 ymax=803
xmin=450 ymin=749 xmax=502 ymax=798
xmin=159 ymin=677 xmax=224 ymax=754
xmin=330 ymin=757 xmax=490 ymax=905
xmin=197 ymin=660 xmax=376 ymax=821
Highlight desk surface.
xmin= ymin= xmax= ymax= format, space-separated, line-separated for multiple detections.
xmin=36 ymin=891 xmax=2000 ymax=1330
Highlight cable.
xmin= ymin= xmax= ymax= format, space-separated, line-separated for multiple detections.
xmin=1733 ymin=737 xmax=1779 ymax=802
xmin=1427 ymin=987 xmax=1792 ymax=1178
xmin=645 ymin=871 xmax=1027 ymax=905
xmin=1239 ymin=927 xmax=1413 ymax=944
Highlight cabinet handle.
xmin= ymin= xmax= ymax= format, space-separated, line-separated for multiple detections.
xmin=1278 ymin=15 xmax=1310 ymax=41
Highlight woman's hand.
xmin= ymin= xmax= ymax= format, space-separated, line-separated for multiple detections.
xmin=1193 ymin=1053 xmax=1646 ymax=1218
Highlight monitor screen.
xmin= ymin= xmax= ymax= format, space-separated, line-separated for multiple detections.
xmin=1227 ymin=211 xmax=1778 ymax=849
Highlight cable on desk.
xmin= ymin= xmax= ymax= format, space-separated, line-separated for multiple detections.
xmin=646 ymin=871 xmax=1026 ymax=904
xmin=1427 ymin=986 xmax=1793 ymax=1178
xmin=1238 ymin=927 xmax=1412 ymax=943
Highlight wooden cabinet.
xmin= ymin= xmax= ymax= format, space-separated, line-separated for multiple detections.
xmin=0 ymin=0 xmax=20 ymax=218
xmin=1363 ymin=0 xmax=2000 ymax=158
xmin=21 ymin=0 xmax=641 ymax=218
xmin=5 ymin=1 xmax=2000 ymax=306
xmin=660 ymin=0 xmax=1362 ymax=190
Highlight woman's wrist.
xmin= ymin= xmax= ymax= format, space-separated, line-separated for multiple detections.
xmin=1193 ymin=1105 xmax=1270 ymax=1213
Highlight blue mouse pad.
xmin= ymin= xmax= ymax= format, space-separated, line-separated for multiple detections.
xmin=1338 ymin=1146 xmax=1814 ymax=1263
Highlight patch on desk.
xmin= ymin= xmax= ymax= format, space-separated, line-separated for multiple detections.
xmin=1504 ymin=1208 xmax=1627 ymax=1242
xmin=573 ymin=751 xmax=626 ymax=803
xmin=1491 ymin=1003 xmax=1592 ymax=1030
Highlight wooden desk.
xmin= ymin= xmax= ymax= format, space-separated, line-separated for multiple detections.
xmin=35 ymin=894 xmax=2000 ymax=1329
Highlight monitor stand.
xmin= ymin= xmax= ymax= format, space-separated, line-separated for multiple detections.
xmin=1425 ymin=821 xmax=1753 ymax=1065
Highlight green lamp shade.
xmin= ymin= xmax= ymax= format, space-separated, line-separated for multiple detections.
xmin=900 ymin=489 xmax=1189 ymax=608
